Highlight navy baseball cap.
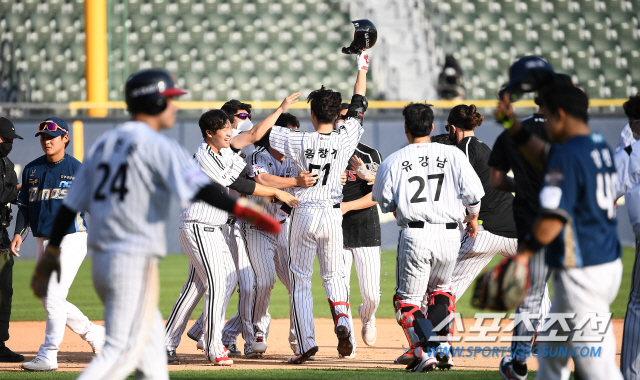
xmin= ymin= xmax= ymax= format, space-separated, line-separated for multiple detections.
xmin=35 ymin=117 xmax=70 ymax=138
xmin=498 ymin=56 xmax=556 ymax=101
xmin=0 ymin=117 xmax=23 ymax=140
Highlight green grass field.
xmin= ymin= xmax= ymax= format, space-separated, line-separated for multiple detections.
xmin=0 ymin=369 xmax=556 ymax=380
xmin=9 ymin=247 xmax=636 ymax=322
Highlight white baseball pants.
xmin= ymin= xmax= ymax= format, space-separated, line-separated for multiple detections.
xmin=288 ymin=206 xmax=352 ymax=355
xmin=178 ymin=223 xmax=237 ymax=359
xmin=36 ymin=233 xmax=96 ymax=366
xmin=451 ymin=229 xmax=519 ymax=301
xmin=395 ymin=225 xmax=459 ymax=308
xmin=622 ymin=239 xmax=640 ymax=380
xmin=164 ymin=260 xmax=204 ymax=351
xmin=535 ymin=258 xmax=623 ymax=380
xmin=77 ymin=253 xmax=166 ymax=380
xmin=343 ymin=246 xmax=381 ymax=327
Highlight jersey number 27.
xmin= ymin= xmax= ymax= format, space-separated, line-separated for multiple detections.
xmin=409 ymin=173 xmax=444 ymax=203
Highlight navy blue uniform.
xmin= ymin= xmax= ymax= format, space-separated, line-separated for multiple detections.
xmin=16 ymin=153 xmax=87 ymax=237
xmin=539 ymin=133 xmax=621 ymax=267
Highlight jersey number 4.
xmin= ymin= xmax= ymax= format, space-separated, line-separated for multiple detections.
xmin=309 ymin=163 xmax=330 ymax=186
xmin=94 ymin=163 xmax=129 ymax=201
xmin=409 ymin=173 xmax=444 ymax=203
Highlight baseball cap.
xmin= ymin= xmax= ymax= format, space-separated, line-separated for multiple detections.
xmin=35 ymin=117 xmax=70 ymax=138
xmin=498 ymin=56 xmax=556 ymax=101
xmin=0 ymin=117 xmax=23 ymax=140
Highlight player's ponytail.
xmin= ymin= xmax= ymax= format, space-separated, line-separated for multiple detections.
xmin=448 ymin=104 xmax=484 ymax=130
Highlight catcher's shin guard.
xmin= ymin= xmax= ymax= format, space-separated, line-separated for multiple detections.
xmin=426 ymin=290 xmax=456 ymax=343
xmin=393 ymin=295 xmax=439 ymax=350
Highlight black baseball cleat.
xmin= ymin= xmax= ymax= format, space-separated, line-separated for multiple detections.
xmin=0 ymin=346 xmax=24 ymax=363
xmin=224 ymin=344 xmax=242 ymax=357
xmin=336 ymin=325 xmax=354 ymax=357
xmin=167 ymin=349 xmax=180 ymax=365
xmin=288 ymin=346 xmax=319 ymax=364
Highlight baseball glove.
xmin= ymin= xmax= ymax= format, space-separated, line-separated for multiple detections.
xmin=32 ymin=245 xmax=61 ymax=298
xmin=233 ymin=197 xmax=281 ymax=234
xmin=471 ymin=257 xmax=529 ymax=311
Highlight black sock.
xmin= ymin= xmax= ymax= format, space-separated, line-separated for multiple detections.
xmin=512 ymin=360 xmax=528 ymax=376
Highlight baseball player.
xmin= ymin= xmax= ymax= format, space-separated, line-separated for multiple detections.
xmin=496 ymin=83 xmax=623 ymax=380
xmin=445 ymin=104 xmax=519 ymax=302
xmin=267 ymin=51 xmax=369 ymax=364
xmin=372 ymin=102 xmax=484 ymax=373
xmin=164 ymin=99 xmax=258 ymax=359
xmin=168 ymin=114 xmax=311 ymax=359
xmin=164 ymin=101 xmax=303 ymax=363
xmin=241 ymin=115 xmax=317 ymax=356
xmin=30 ymin=69 xmax=281 ymax=380
xmin=10 ymin=117 xmax=105 ymax=372
xmin=492 ymin=72 xmax=574 ymax=380
xmin=337 ymin=103 xmax=383 ymax=349
xmin=617 ymin=95 xmax=640 ymax=380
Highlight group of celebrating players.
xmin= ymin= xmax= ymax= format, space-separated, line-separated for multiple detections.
xmin=4 ymin=36 xmax=638 ymax=380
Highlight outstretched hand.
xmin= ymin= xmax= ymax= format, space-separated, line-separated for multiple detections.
xmin=350 ymin=155 xmax=376 ymax=185
xmin=279 ymin=92 xmax=301 ymax=113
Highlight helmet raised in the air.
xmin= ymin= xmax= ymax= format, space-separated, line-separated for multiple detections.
xmin=342 ymin=19 xmax=377 ymax=55
xmin=125 ymin=68 xmax=187 ymax=115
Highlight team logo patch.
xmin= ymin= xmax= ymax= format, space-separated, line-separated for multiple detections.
xmin=60 ymin=175 xmax=75 ymax=180
xmin=203 ymin=227 xmax=216 ymax=232
xmin=28 ymin=179 xmax=38 ymax=185
xmin=29 ymin=168 xmax=36 ymax=177
xmin=545 ymin=170 xmax=564 ymax=186
xmin=539 ymin=186 xmax=562 ymax=210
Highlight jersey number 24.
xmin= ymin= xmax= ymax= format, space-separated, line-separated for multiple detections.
xmin=94 ymin=163 xmax=129 ymax=201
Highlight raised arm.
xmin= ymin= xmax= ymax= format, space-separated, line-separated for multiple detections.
xmin=353 ymin=51 xmax=369 ymax=97
xmin=495 ymin=92 xmax=550 ymax=170
xmin=231 ymin=92 xmax=301 ymax=150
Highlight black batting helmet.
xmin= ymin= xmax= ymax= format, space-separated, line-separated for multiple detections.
xmin=498 ymin=56 xmax=555 ymax=102
xmin=342 ymin=19 xmax=377 ymax=55
xmin=125 ymin=68 xmax=187 ymax=115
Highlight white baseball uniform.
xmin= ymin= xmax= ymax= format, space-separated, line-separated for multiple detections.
xmin=372 ymin=142 xmax=484 ymax=310
xmin=617 ymin=137 xmax=640 ymax=380
xmin=63 ymin=121 xmax=211 ymax=380
xmin=269 ymin=116 xmax=363 ymax=355
xmin=241 ymin=146 xmax=298 ymax=340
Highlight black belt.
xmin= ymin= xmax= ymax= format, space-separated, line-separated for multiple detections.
xmin=226 ymin=217 xmax=236 ymax=225
xmin=333 ymin=203 xmax=341 ymax=209
xmin=408 ymin=221 xmax=457 ymax=229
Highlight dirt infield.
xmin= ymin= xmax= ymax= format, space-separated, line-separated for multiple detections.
xmin=0 ymin=318 xmax=624 ymax=373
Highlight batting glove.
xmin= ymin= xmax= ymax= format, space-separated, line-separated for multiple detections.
xmin=357 ymin=51 xmax=369 ymax=72
xmin=233 ymin=198 xmax=281 ymax=234
xmin=32 ymin=245 xmax=61 ymax=298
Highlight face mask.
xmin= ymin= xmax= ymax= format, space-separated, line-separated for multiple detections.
xmin=237 ymin=119 xmax=253 ymax=132
xmin=0 ymin=142 xmax=12 ymax=157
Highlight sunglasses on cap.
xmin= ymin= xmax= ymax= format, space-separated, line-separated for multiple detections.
xmin=233 ymin=113 xmax=252 ymax=121
xmin=38 ymin=121 xmax=68 ymax=134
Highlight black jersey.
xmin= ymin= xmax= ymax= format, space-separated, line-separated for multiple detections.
xmin=457 ymin=136 xmax=517 ymax=238
xmin=342 ymin=143 xmax=382 ymax=248
xmin=487 ymin=113 xmax=548 ymax=242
